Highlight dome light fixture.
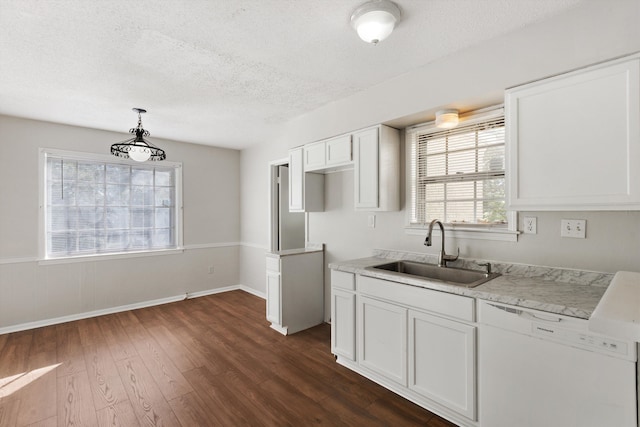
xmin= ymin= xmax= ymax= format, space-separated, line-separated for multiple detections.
xmin=351 ymin=0 xmax=401 ymax=45
xmin=111 ymin=108 xmax=166 ymax=162
xmin=435 ymin=109 xmax=460 ymax=129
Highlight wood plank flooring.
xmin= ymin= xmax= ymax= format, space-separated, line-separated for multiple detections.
xmin=0 ymin=290 xmax=457 ymax=426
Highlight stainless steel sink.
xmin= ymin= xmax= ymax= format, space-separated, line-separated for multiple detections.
xmin=369 ymin=260 xmax=500 ymax=288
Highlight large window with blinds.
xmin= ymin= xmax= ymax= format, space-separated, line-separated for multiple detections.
xmin=407 ymin=108 xmax=506 ymax=228
xmin=41 ymin=150 xmax=182 ymax=259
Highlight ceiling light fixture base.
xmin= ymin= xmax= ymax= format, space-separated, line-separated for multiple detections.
xmin=435 ymin=109 xmax=460 ymax=129
xmin=351 ymin=0 xmax=401 ymax=45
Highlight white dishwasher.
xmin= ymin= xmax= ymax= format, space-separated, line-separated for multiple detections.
xmin=478 ymin=300 xmax=637 ymax=427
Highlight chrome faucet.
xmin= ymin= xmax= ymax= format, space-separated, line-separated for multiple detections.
xmin=424 ymin=219 xmax=459 ymax=267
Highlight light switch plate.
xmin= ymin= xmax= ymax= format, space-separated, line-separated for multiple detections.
xmin=368 ymin=214 xmax=376 ymax=228
xmin=561 ymin=219 xmax=586 ymax=238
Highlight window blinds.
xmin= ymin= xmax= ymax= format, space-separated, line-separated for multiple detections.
xmin=45 ymin=155 xmax=176 ymax=258
xmin=409 ymin=116 xmax=506 ymax=226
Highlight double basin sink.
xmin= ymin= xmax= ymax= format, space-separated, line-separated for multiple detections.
xmin=368 ymin=260 xmax=500 ymax=288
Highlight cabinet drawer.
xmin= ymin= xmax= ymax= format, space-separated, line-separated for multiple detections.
xmin=357 ymin=275 xmax=474 ymax=322
xmin=331 ymin=270 xmax=355 ymax=290
xmin=266 ymin=256 xmax=280 ymax=273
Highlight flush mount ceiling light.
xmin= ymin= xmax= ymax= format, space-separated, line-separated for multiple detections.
xmin=351 ymin=0 xmax=401 ymax=45
xmin=435 ymin=109 xmax=460 ymax=129
xmin=111 ymin=108 xmax=166 ymax=162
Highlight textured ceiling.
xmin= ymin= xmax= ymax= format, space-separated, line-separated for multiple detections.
xmin=0 ymin=0 xmax=582 ymax=149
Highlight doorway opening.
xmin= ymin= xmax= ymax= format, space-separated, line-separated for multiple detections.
xmin=269 ymin=159 xmax=305 ymax=252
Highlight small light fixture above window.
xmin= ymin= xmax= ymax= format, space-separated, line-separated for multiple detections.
xmin=435 ymin=109 xmax=459 ymax=129
xmin=111 ymin=108 xmax=166 ymax=162
xmin=351 ymin=0 xmax=401 ymax=45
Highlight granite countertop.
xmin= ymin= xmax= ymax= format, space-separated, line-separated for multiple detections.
xmin=329 ymin=250 xmax=613 ymax=320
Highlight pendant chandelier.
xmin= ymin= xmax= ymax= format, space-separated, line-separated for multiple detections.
xmin=111 ymin=108 xmax=166 ymax=162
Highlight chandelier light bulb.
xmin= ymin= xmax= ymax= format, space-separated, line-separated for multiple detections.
xmin=128 ymin=146 xmax=152 ymax=162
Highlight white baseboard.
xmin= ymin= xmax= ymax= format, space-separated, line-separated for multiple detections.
xmin=269 ymin=323 xmax=289 ymax=335
xmin=0 ymin=285 xmax=265 ymax=335
xmin=237 ymin=284 xmax=266 ymax=299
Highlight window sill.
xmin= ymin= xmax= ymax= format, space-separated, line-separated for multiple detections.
xmin=405 ymin=226 xmax=519 ymax=242
xmin=38 ymin=248 xmax=184 ymax=265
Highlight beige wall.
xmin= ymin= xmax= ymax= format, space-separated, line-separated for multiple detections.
xmin=0 ymin=115 xmax=241 ymax=331
xmin=2 ymin=0 xmax=640 ymax=329
xmin=239 ymin=0 xmax=640 ymax=313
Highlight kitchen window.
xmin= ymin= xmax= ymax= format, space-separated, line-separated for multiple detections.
xmin=406 ymin=107 xmax=517 ymax=241
xmin=40 ymin=149 xmax=183 ymax=260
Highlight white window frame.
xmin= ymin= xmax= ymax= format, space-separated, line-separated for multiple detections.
xmin=38 ymin=148 xmax=184 ymax=263
xmin=405 ymin=106 xmax=519 ymax=242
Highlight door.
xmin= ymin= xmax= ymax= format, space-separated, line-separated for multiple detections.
xmin=266 ymin=272 xmax=281 ymax=324
xmin=409 ymin=310 xmax=476 ymax=420
xmin=353 ymin=127 xmax=379 ymax=209
xmin=331 ymin=288 xmax=356 ymax=360
xmin=278 ymin=165 xmax=304 ymax=250
xmin=288 ymin=148 xmax=304 ymax=211
xmin=358 ymin=295 xmax=407 ymax=385
xmin=326 ymin=135 xmax=352 ymax=166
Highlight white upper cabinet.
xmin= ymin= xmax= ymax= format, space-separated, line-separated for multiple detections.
xmin=296 ymin=124 xmax=399 ymax=211
xmin=353 ymin=125 xmax=400 ymax=211
xmin=326 ymin=135 xmax=352 ymax=166
xmin=289 ymin=147 xmax=324 ymax=212
xmin=304 ymin=135 xmax=352 ymax=172
xmin=304 ymin=140 xmax=326 ymax=171
xmin=506 ymin=53 xmax=640 ymax=210
xmin=288 ymin=147 xmax=304 ymax=211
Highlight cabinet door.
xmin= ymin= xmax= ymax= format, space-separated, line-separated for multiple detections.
xmin=409 ymin=310 xmax=476 ymax=420
xmin=358 ymin=295 xmax=407 ymax=385
xmin=353 ymin=128 xmax=379 ymax=209
xmin=326 ymin=135 xmax=352 ymax=166
xmin=304 ymin=141 xmax=326 ymax=171
xmin=288 ymin=148 xmax=304 ymax=212
xmin=266 ymin=272 xmax=282 ymax=324
xmin=506 ymin=54 xmax=640 ymax=210
xmin=331 ymin=289 xmax=356 ymax=360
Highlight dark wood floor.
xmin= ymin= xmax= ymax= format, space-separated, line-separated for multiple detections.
xmin=0 ymin=290 xmax=457 ymax=426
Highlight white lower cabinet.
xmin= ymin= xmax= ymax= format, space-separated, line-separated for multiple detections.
xmin=265 ymin=250 xmax=324 ymax=335
xmin=358 ymin=295 xmax=408 ymax=386
xmin=330 ymin=271 xmax=477 ymax=426
xmin=331 ymin=288 xmax=356 ymax=361
xmin=265 ymin=272 xmax=281 ymax=324
xmin=409 ymin=310 xmax=476 ymax=420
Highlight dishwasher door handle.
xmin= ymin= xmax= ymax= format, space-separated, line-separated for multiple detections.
xmin=518 ymin=310 xmax=562 ymax=323
xmin=486 ymin=303 xmax=563 ymax=323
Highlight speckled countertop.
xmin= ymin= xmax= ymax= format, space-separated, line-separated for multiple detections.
xmin=328 ymin=249 xmax=614 ymax=320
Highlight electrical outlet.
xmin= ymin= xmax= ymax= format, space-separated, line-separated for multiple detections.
xmin=524 ymin=216 xmax=537 ymax=234
xmin=208 ymin=266 xmax=214 ymax=274
xmin=368 ymin=214 xmax=376 ymax=228
xmin=561 ymin=219 xmax=586 ymax=238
